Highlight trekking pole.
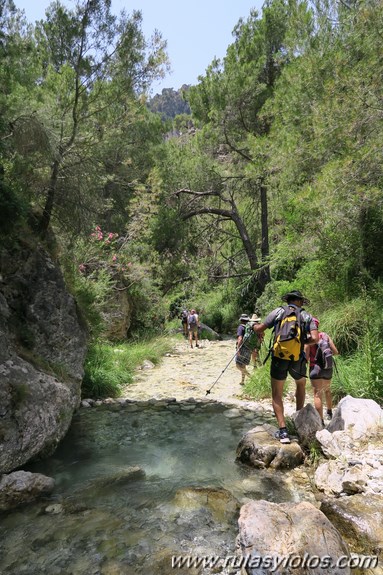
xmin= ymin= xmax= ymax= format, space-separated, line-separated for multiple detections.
xmin=333 ymin=358 xmax=342 ymax=385
xmin=205 ymin=334 xmax=251 ymax=396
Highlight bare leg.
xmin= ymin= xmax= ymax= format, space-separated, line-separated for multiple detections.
xmin=271 ymin=378 xmax=286 ymax=428
xmin=251 ymin=350 xmax=258 ymax=368
xmin=311 ymin=379 xmax=325 ymax=419
xmin=324 ymin=381 xmax=333 ymax=411
xmin=236 ymin=363 xmax=250 ymax=384
xmin=188 ymin=331 xmax=193 ymax=348
xmin=295 ymin=377 xmax=306 ymax=411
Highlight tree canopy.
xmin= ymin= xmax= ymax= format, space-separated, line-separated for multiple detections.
xmin=2 ymin=0 xmax=383 ymax=400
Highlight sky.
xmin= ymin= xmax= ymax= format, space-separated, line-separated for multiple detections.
xmin=14 ymin=0 xmax=264 ymax=94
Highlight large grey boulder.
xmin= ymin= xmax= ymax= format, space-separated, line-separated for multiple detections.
xmin=314 ymin=397 xmax=383 ymax=498
xmin=315 ymin=460 xmax=369 ymax=496
xmin=292 ymin=403 xmax=323 ymax=447
xmin=238 ymin=499 xmax=350 ymax=574
xmin=0 ymin=470 xmax=55 ymax=510
xmin=321 ymin=494 xmax=383 ymax=561
xmin=236 ymin=424 xmax=305 ymax=470
xmin=199 ymin=322 xmax=222 ymax=340
xmin=0 ymin=245 xmax=87 ymax=472
xmin=327 ymin=396 xmax=383 ymax=438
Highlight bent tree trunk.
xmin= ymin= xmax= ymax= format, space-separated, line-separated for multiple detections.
xmin=176 ymin=187 xmax=270 ymax=295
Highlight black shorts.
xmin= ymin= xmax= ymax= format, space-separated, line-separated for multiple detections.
xmin=270 ymin=356 xmax=307 ymax=381
xmin=310 ymin=367 xmax=333 ymax=380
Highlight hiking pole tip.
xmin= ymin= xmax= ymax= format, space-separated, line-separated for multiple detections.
xmin=205 ymin=389 xmax=211 ymax=395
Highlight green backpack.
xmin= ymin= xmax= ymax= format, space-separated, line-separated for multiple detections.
xmin=243 ymin=322 xmax=261 ymax=351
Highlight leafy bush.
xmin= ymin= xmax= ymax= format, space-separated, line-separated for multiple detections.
xmin=198 ymin=285 xmax=241 ymax=334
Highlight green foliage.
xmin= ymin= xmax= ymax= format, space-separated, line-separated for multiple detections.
xmin=243 ymin=362 xmax=271 ymax=400
xmin=331 ymin=338 xmax=383 ymax=405
xmin=318 ymin=298 xmax=376 ymax=356
xmin=0 ymin=179 xmax=27 ymax=236
xmin=82 ymin=343 xmax=132 ymax=398
xmin=307 ymin=441 xmax=323 ymax=467
xmin=82 ymin=337 xmax=172 ymax=398
xmin=198 ymin=286 xmax=240 ymax=334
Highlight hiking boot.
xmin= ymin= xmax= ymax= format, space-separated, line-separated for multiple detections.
xmin=275 ymin=428 xmax=291 ymax=444
xmin=326 ymin=409 xmax=333 ymax=420
xmin=196 ymin=343 xmax=199 ymax=348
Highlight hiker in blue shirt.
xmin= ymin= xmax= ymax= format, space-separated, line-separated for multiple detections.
xmin=180 ymin=309 xmax=189 ymax=337
xmin=253 ymin=290 xmax=318 ymax=444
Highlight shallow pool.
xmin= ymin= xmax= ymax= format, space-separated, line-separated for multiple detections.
xmin=0 ymin=402 xmax=313 ymax=575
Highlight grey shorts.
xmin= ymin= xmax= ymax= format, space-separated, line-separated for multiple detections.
xmin=270 ymin=356 xmax=307 ymax=380
xmin=236 ymin=345 xmax=252 ymax=367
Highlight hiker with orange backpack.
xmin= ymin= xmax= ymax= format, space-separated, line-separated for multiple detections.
xmin=305 ymin=317 xmax=339 ymax=426
xmin=252 ymin=290 xmax=319 ymax=444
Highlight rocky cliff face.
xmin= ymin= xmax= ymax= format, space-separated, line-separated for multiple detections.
xmin=0 ymin=242 xmax=87 ymax=473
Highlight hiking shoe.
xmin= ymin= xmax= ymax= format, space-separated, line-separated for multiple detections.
xmin=275 ymin=429 xmax=291 ymax=444
xmin=196 ymin=343 xmax=199 ymax=348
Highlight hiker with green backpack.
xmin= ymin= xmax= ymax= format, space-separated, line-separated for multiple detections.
xmin=252 ymin=290 xmax=319 ymax=444
xmin=235 ymin=313 xmax=263 ymax=385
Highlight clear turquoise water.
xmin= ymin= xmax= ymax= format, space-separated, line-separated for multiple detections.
xmin=0 ymin=405 xmax=310 ymax=575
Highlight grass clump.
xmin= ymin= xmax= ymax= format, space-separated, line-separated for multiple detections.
xmin=243 ymin=363 xmax=271 ymax=400
xmin=82 ymin=336 xmax=173 ymax=399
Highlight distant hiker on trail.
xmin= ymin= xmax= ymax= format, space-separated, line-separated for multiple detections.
xmin=188 ymin=309 xmax=200 ymax=348
xmin=252 ymin=290 xmax=319 ymax=444
xmin=180 ymin=309 xmax=189 ymax=337
xmin=305 ymin=318 xmax=339 ymax=426
xmin=235 ymin=314 xmax=252 ymax=385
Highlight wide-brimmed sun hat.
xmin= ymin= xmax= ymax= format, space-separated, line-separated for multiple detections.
xmin=250 ymin=314 xmax=261 ymax=323
xmin=239 ymin=314 xmax=250 ymax=322
xmin=282 ymin=289 xmax=310 ymax=305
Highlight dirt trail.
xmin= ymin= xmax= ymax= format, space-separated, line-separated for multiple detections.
xmin=121 ymin=337 xmax=299 ymax=416
xmin=122 ymin=337 xmax=243 ymax=402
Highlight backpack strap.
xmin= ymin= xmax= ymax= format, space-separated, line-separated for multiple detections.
xmin=263 ymin=306 xmax=285 ymax=364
